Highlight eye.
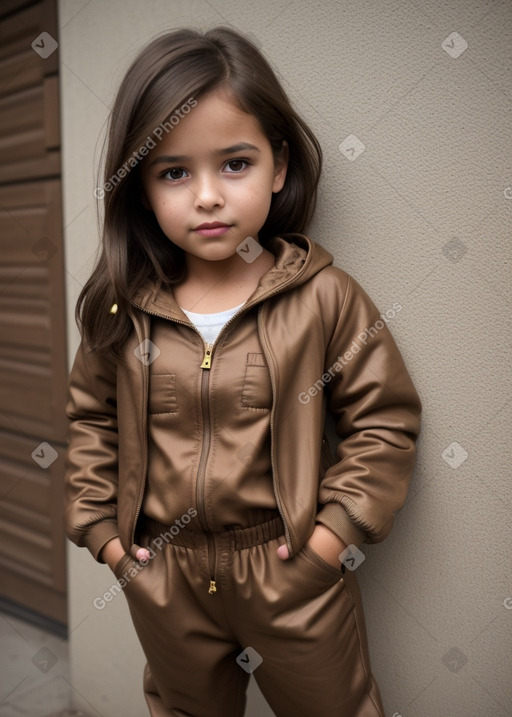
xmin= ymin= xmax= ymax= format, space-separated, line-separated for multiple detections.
xmin=224 ymin=159 xmax=249 ymax=173
xmin=162 ymin=167 xmax=188 ymax=181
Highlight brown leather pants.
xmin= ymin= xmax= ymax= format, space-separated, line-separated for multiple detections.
xmin=112 ymin=514 xmax=385 ymax=717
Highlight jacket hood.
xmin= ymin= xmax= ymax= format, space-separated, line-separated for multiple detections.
xmin=130 ymin=234 xmax=334 ymax=317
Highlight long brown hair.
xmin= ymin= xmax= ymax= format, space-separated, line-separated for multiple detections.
xmin=77 ymin=26 xmax=322 ymax=359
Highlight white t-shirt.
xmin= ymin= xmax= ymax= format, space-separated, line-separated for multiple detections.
xmin=180 ymin=302 xmax=245 ymax=344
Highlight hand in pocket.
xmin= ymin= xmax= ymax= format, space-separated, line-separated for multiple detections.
xmin=277 ymin=523 xmax=347 ymax=570
xmin=101 ymin=536 xmax=151 ymax=571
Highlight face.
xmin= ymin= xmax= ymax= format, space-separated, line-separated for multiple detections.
xmin=140 ymin=87 xmax=288 ymax=264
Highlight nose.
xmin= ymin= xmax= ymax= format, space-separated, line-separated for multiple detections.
xmin=192 ymin=172 xmax=225 ymax=211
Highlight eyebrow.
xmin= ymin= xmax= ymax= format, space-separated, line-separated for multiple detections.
xmin=147 ymin=142 xmax=261 ymax=167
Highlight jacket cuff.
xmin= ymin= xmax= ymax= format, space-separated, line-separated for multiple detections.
xmin=83 ymin=521 xmax=120 ymax=563
xmin=315 ymin=503 xmax=367 ymax=550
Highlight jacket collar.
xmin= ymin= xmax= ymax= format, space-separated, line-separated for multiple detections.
xmin=130 ymin=234 xmax=333 ymax=318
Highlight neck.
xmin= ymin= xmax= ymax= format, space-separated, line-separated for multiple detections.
xmin=172 ymin=246 xmax=276 ymax=313
xmin=183 ymin=247 xmax=275 ymax=287
xmin=184 ymin=252 xmax=244 ymax=286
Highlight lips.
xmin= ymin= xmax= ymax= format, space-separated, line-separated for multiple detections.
xmin=193 ymin=221 xmax=231 ymax=230
xmin=193 ymin=221 xmax=233 ymax=238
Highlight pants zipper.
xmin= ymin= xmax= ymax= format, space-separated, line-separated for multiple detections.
xmin=207 ymin=534 xmax=217 ymax=594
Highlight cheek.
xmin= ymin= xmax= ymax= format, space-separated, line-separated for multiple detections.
xmin=153 ymin=197 xmax=183 ymax=225
xmin=241 ymin=175 xmax=274 ymax=204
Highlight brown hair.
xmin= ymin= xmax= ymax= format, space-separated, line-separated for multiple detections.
xmin=77 ymin=26 xmax=322 ymax=358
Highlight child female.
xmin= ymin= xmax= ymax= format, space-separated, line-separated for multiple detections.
xmin=64 ymin=26 xmax=421 ymax=717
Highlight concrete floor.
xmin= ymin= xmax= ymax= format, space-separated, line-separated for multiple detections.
xmin=0 ymin=609 xmax=94 ymax=717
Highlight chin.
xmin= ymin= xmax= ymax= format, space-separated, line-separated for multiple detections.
xmin=201 ymin=243 xmax=239 ymax=256
xmin=209 ymin=251 xmax=239 ymax=262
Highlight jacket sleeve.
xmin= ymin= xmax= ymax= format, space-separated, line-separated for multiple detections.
xmin=63 ymin=337 xmax=120 ymax=563
xmin=315 ymin=273 xmax=422 ymax=549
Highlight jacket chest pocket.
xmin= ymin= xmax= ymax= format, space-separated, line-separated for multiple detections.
xmin=148 ymin=373 xmax=178 ymax=415
xmin=241 ymin=352 xmax=272 ymax=410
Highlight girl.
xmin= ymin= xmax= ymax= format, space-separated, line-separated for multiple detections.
xmin=64 ymin=26 xmax=421 ymax=717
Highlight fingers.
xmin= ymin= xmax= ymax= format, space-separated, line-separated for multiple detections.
xmin=130 ymin=544 xmax=151 ymax=562
xmin=136 ymin=547 xmax=151 ymax=561
xmin=276 ymin=543 xmax=290 ymax=560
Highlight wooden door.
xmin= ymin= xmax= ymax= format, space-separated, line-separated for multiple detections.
xmin=0 ymin=0 xmax=67 ymax=626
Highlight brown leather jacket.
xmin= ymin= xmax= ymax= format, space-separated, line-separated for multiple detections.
xmin=64 ymin=234 xmax=421 ymax=563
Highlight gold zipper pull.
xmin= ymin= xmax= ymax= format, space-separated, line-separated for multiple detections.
xmin=208 ymin=579 xmax=217 ymax=594
xmin=200 ymin=343 xmax=213 ymax=369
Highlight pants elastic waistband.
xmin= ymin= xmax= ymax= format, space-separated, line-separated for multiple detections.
xmin=140 ymin=513 xmax=285 ymax=550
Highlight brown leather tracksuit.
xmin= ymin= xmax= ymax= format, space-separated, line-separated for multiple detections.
xmin=64 ymin=234 xmax=422 ymax=716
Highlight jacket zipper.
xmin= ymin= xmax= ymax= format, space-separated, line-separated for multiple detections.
xmin=196 ymin=342 xmax=217 ymax=593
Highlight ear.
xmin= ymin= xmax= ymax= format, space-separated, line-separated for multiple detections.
xmin=272 ymin=140 xmax=289 ymax=194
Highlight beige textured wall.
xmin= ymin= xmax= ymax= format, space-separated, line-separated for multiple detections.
xmin=60 ymin=1 xmax=512 ymax=715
